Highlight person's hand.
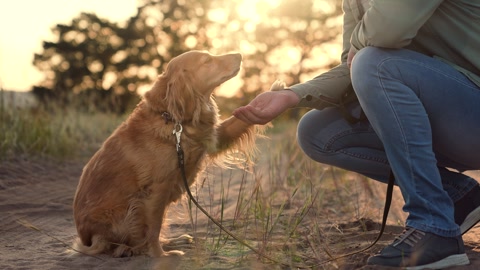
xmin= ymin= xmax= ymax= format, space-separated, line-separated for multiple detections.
xmin=347 ymin=46 xmax=357 ymax=68
xmin=233 ymin=90 xmax=299 ymax=125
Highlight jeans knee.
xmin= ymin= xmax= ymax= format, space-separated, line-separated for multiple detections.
xmin=351 ymin=47 xmax=382 ymax=91
xmin=297 ymin=110 xmax=330 ymax=161
xmin=351 ymin=47 xmax=400 ymax=102
xmin=351 ymin=47 xmax=385 ymax=72
xmin=297 ymin=112 xmax=313 ymax=157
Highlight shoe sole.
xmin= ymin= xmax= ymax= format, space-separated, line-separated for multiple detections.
xmin=460 ymin=205 xmax=480 ymax=235
xmin=406 ymin=254 xmax=470 ymax=270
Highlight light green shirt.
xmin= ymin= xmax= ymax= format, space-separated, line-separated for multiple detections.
xmin=291 ymin=0 xmax=480 ymax=109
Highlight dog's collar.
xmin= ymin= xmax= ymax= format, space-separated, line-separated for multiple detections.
xmin=161 ymin=111 xmax=174 ymax=124
xmin=161 ymin=111 xmax=183 ymax=150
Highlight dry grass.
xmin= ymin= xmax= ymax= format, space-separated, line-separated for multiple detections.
xmin=167 ymin=119 xmax=403 ymax=269
xmin=0 ymin=90 xmax=125 ymax=160
xmin=1 ymin=93 xmax=405 ymax=269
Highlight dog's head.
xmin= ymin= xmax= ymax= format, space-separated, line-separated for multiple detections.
xmin=145 ymin=51 xmax=242 ymax=124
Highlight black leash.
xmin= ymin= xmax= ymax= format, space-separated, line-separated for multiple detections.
xmin=173 ymin=122 xmax=395 ymax=268
xmin=173 ymin=123 xmax=285 ymax=265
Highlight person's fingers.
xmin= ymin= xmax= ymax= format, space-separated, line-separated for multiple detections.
xmin=239 ymin=106 xmax=262 ymax=123
xmin=233 ymin=105 xmax=267 ymax=125
xmin=233 ymin=106 xmax=254 ymax=123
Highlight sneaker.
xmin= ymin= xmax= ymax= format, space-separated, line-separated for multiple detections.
xmin=367 ymin=227 xmax=469 ymax=269
xmin=455 ymin=184 xmax=480 ymax=235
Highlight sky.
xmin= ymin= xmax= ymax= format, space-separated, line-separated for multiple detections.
xmin=0 ymin=0 xmax=137 ymax=91
xmin=0 ymin=0 xmax=331 ymax=96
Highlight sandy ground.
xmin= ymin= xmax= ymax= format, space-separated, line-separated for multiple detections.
xmin=1 ymin=157 xmax=480 ymax=270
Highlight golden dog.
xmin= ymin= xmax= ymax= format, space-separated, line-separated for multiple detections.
xmin=73 ymin=51 xmax=259 ymax=257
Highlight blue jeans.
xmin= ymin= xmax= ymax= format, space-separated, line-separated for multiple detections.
xmin=297 ymin=48 xmax=480 ymax=237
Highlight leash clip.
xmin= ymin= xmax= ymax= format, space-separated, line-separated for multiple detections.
xmin=173 ymin=122 xmax=183 ymax=151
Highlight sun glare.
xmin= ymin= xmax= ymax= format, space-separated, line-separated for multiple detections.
xmin=236 ymin=0 xmax=281 ymax=23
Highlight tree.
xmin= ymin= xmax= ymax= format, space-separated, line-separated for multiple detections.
xmin=33 ymin=0 xmax=343 ymax=116
xmin=33 ymin=1 xmax=216 ymax=113
xmin=250 ymin=1 xmax=343 ymax=87
xmin=218 ymin=0 xmax=344 ymax=118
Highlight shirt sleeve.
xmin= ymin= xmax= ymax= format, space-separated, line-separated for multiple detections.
xmin=290 ymin=63 xmax=352 ymax=109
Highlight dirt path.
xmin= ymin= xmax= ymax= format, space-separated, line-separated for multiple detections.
xmin=1 ymin=157 xmax=480 ymax=269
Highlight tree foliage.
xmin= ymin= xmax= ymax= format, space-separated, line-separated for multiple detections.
xmin=33 ymin=0 xmax=343 ymax=114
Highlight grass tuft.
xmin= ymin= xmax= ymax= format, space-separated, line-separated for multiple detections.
xmin=2 ymin=89 xmax=399 ymax=268
xmin=177 ymin=119 xmax=394 ymax=269
xmin=0 ymin=91 xmax=126 ymax=160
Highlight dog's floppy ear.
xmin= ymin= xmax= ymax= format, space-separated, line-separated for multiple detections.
xmin=145 ymin=60 xmax=205 ymax=124
xmin=164 ymin=70 xmax=193 ymax=123
xmin=163 ymin=66 xmax=207 ymax=124
xmin=144 ymin=74 xmax=168 ymax=113
xmin=144 ymin=70 xmax=196 ymax=123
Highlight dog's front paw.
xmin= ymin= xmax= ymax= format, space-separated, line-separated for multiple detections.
xmin=163 ymin=234 xmax=194 ymax=245
xmin=163 ymin=249 xmax=185 ymax=256
xmin=269 ymin=80 xmax=286 ymax=91
xmin=161 ymin=234 xmax=194 ymax=255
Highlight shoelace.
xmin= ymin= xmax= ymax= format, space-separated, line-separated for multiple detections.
xmin=393 ymin=227 xmax=426 ymax=247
